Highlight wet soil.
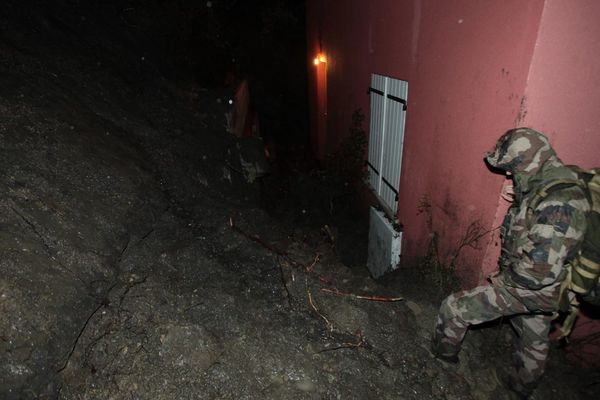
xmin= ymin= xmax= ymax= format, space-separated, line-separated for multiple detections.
xmin=1 ymin=2 xmax=598 ymax=399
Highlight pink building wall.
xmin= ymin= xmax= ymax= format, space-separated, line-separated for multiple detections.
xmin=398 ymin=1 xmax=545 ymax=286
xmin=306 ymin=0 xmax=546 ymax=285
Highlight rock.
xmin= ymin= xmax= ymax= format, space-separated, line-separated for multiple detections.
xmin=158 ymin=323 xmax=222 ymax=371
xmin=406 ymin=300 xmax=423 ymax=316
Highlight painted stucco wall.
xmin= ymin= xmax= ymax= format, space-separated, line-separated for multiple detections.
xmin=398 ymin=1 xmax=545 ymax=286
xmin=521 ymin=0 xmax=600 ymax=168
xmin=307 ymin=0 xmax=545 ymax=286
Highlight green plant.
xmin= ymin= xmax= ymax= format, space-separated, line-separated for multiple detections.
xmin=417 ymin=194 xmax=464 ymax=293
xmin=325 ymin=108 xmax=368 ymax=185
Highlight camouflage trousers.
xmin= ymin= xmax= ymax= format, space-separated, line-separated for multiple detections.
xmin=431 ymin=284 xmax=553 ymax=391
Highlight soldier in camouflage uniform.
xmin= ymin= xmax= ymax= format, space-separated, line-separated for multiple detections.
xmin=431 ymin=128 xmax=589 ymax=398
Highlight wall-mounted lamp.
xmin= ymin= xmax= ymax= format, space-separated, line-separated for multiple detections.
xmin=313 ymin=53 xmax=327 ymax=66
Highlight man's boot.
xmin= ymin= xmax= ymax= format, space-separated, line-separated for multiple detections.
xmin=430 ymin=338 xmax=460 ymax=364
xmin=493 ymin=367 xmax=534 ymax=400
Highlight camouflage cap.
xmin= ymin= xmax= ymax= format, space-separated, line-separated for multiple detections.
xmin=485 ymin=128 xmax=557 ymax=174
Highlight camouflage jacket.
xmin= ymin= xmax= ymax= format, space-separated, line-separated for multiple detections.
xmin=500 ymin=165 xmax=589 ymax=291
xmin=486 ymin=128 xmax=590 ymax=310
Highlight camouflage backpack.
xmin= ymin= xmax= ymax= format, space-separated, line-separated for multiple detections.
xmin=527 ymin=167 xmax=600 ymax=337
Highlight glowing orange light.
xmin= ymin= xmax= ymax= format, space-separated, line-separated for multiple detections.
xmin=313 ymin=53 xmax=327 ymax=66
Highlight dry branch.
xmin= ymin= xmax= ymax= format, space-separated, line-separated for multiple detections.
xmin=229 ymin=217 xmax=307 ymax=270
xmin=307 ymin=277 xmax=333 ymax=333
xmin=320 ymin=287 xmax=403 ymax=302
xmin=317 ymin=330 xmax=367 ymax=353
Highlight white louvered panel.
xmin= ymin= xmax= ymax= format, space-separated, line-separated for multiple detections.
xmin=367 ymin=73 xmax=408 ymax=215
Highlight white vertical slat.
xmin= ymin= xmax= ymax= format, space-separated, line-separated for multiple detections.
xmin=376 ymin=76 xmax=389 ymax=197
xmin=381 ymin=78 xmax=408 ymax=214
xmin=367 ymin=73 xmax=408 ymax=215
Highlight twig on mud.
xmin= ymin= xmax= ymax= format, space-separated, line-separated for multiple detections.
xmin=307 ymin=278 xmax=333 ymax=333
xmin=116 ymin=228 xmax=154 ymax=267
xmin=321 ymin=225 xmax=336 ymax=247
xmin=56 ymin=279 xmax=121 ymax=373
xmin=229 ymin=217 xmax=308 ymax=270
xmin=83 ymin=322 xmax=115 ymax=368
xmin=320 ymin=287 xmax=403 ymax=302
xmin=317 ymin=330 xmax=367 ymax=353
xmin=10 ymin=204 xmax=88 ymax=287
xmin=277 ymin=259 xmax=293 ymax=307
xmin=118 ymin=275 xmax=148 ymax=308
xmin=306 ymin=253 xmax=320 ymax=273
xmin=183 ymin=302 xmax=204 ymax=313
xmin=138 ymin=227 xmax=155 ymax=243
xmin=65 ymin=276 xmax=148 ymax=373
xmin=117 ymin=236 xmax=132 ymax=266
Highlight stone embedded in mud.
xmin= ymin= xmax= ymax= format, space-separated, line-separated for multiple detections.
xmin=406 ymin=300 xmax=423 ymax=316
xmin=326 ymin=301 xmax=370 ymax=333
xmin=158 ymin=323 xmax=223 ymax=371
xmin=295 ymin=379 xmax=316 ymax=392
